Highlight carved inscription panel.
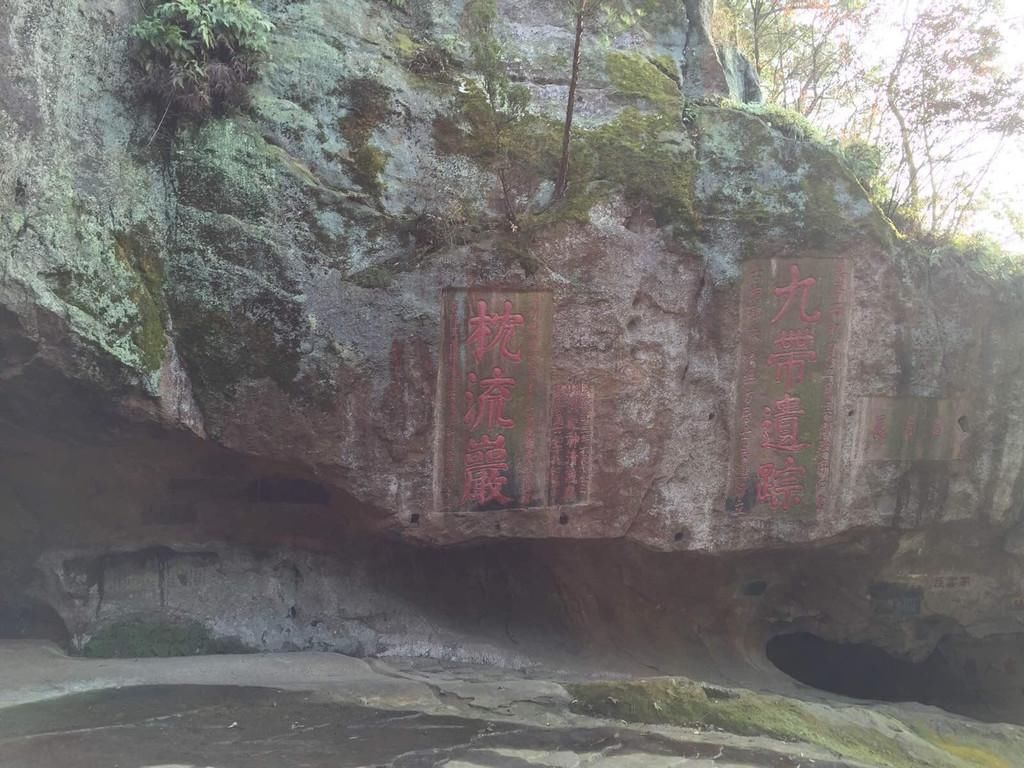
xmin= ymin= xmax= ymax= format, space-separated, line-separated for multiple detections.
xmin=549 ymin=382 xmax=595 ymax=506
xmin=855 ymin=397 xmax=968 ymax=461
xmin=437 ymin=288 xmax=554 ymax=513
xmin=729 ymin=258 xmax=852 ymax=518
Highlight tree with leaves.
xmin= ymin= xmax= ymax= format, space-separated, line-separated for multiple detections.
xmin=719 ymin=0 xmax=1024 ymax=239
xmin=460 ymin=0 xmax=531 ymax=229
xmin=715 ymin=0 xmax=873 ymax=121
xmin=873 ymin=1 xmax=1024 ymax=236
xmin=553 ymin=0 xmax=649 ymax=200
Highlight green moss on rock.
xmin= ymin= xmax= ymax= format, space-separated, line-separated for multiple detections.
xmin=131 ymin=287 xmax=167 ymax=371
xmin=565 ymin=679 xmax=1019 ymax=768
xmin=351 ymin=144 xmax=389 ymax=195
xmin=573 ymin=108 xmax=696 ymax=228
xmin=606 ymin=50 xmax=681 ymax=113
xmin=114 ymin=227 xmax=168 ymax=372
xmin=347 ymin=264 xmax=395 ymax=288
xmin=44 ymin=213 xmax=169 ymax=373
xmin=723 ymin=100 xmax=824 ymax=143
xmin=82 ymin=619 xmax=251 ymax=658
xmin=338 ymin=77 xmax=394 ymax=196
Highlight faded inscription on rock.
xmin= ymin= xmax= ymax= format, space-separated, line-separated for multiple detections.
xmin=729 ymin=258 xmax=852 ymax=518
xmin=855 ymin=397 xmax=967 ymax=461
xmin=549 ymin=382 xmax=595 ymax=505
xmin=436 ymin=288 xmax=554 ymax=513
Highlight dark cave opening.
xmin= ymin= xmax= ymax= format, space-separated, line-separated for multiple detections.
xmin=0 ymin=597 xmax=70 ymax=648
xmin=767 ymin=631 xmax=1024 ymax=724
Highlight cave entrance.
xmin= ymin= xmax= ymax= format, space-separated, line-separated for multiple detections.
xmin=0 ymin=597 xmax=70 ymax=648
xmin=767 ymin=632 xmax=1024 ymax=724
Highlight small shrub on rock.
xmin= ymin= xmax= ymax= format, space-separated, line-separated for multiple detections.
xmin=130 ymin=0 xmax=273 ymax=118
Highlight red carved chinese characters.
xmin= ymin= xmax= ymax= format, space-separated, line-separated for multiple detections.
xmin=464 ymin=367 xmax=516 ymax=430
xmin=766 ymin=328 xmax=817 ymax=388
xmin=461 ymin=299 xmax=523 ymax=507
xmin=757 ymin=456 xmax=806 ymax=511
xmin=761 ymin=394 xmax=809 ymax=453
xmin=903 ymin=416 xmax=916 ymax=441
xmin=856 ymin=397 xmax=966 ymax=462
xmin=771 ymin=264 xmax=822 ymax=325
xmin=732 ymin=258 xmax=850 ymax=519
xmin=756 ymin=265 xmax=820 ymax=510
xmin=549 ymin=382 xmax=593 ymax=505
xmin=467 ymin=299 xmax=525 ymax=364
xmin=871 ymin=413 xmax=889 ymax=442
xmin=462 ymin=435 xmax=512 ymax=505
xmin=459 ymin=297 xmax=525 ymax=509
xmin=439 ymin=289 xmax=554 ymax=514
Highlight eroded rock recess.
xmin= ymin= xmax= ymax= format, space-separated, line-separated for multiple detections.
xmin=2 ymin=0 xmax=1024 ymax=724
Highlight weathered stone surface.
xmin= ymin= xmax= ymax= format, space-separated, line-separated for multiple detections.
xmin=2 ymin=0 xmax=1024 ymax=696
xmin=680 ymin=0 xmax=760 ymax=103
xmin=719 ymin=44 xmax=763 ymax=104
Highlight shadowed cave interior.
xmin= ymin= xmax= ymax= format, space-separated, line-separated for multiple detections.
xmin=767 ymin=631 xmax=1024 ymax=723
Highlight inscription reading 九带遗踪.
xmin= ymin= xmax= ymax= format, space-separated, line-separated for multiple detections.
xmin=730 ymin=259 xmax=851 ymax=518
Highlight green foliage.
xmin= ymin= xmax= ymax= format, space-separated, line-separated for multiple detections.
xmin=839 ymin=138 xmax=884 ymax=199
xmin=716 ymin=0 xmax=1024 ymax=240
xmin=462 ymin=0 xmax=497 ymax=35
xmin=715 ymin=0 xmax=872 ymax=120
xmin=82 ymin=619 xmax=251 ymax=658
xmin=130 ymin=0 xmax=274 ymax=118
xmin=924 ymin=233 xmax=1024 ymax=279
xmin=453 ymin=0 xmax=534 ymax=228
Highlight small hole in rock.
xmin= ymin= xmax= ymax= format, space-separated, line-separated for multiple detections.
xmin=848 ymin=409 xmax=855 ymax=417
xmin=958 ymin=415 xmax=969 ymax=433
xmin=674 ymin=531 xmax=686 ymax=542
xmin=409 ymin=513 xmax=420 ymax=525
xmin=708 ymin=412 xmax=715 ymax=421
xmin=558 ymin=513 xmax=569 ymax=525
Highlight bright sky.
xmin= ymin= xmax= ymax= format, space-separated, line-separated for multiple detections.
xmin=877 ymin=2 xmax=1024 ymax=247
xmin=807 ymin=1 xmax=1024 ymax=248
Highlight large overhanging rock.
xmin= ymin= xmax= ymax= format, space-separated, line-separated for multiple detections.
xmin=1 ymin=0 xmax=1024 ymax=691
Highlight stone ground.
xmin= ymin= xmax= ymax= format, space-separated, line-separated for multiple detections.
xmin=2 ymin=642 xmax=1023 ymax=768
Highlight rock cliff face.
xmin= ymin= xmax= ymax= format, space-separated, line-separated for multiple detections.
xmin=3 ymin=0 xmax=1024 ymax=718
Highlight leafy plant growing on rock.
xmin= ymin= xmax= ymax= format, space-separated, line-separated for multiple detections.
xmin=130 ymin=0 xmax=274 ymax=120
xmin=553 ymin=0 xmax=649 ymax=200
xmin=459 ymin=0 xmax=535 ymax=229
xmin=552 ymin=1 xmax=655 ymax=199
